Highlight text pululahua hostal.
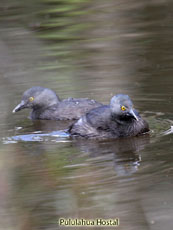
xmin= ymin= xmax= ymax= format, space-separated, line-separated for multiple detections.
xmin=58 ymin=218 xmax=119 ymax=227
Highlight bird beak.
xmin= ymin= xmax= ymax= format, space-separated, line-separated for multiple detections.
xmin=12 ymin=100 xmax=26 ymax=113
xmin=129 ymin=109 xmax=139 ymax=121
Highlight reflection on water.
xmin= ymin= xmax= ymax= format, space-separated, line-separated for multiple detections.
xmin=3 ymin=131 xmax=69 ymax=143
xmin=0 ymin=0 xmax=173 ymax=230
xmin=71 ymin=135 xmax=151 ymax=176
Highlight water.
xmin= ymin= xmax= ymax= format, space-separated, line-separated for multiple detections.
xmin=0 ymin=0 xmax=173 ymax=230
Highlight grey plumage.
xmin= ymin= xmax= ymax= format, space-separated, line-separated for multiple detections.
xmin=69 ymin=94 xmax=149 ymax=139
xmin=13 ymin=86 xmax=102 ymax=120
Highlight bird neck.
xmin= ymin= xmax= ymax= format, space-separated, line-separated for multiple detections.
xmin=111 ymin=113 xmax=135 ymax=125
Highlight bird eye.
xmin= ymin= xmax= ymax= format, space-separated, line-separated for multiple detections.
xmin=29 ymin=97 xmax=34 ymax=102
xmin=121 ymin=106 xmax=126 ymax=111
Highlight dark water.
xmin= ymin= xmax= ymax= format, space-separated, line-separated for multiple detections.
xmin=0 ymin=0 xmax=173 ymax=230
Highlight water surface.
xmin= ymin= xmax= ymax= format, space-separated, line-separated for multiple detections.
xmin=0 ymin=0 xmax=173 ymax=230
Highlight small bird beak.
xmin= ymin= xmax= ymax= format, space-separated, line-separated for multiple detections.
xmin=12 ymin=100 xmax=26 ymax=113
xmin=129 ymin=109 xmax=139 ymax=121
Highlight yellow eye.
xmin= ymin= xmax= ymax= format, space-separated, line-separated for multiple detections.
xmin=29 ymin=97 xmax=34 ymax=102
xmin=121 ymin=105 xmax=126 ymax=111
